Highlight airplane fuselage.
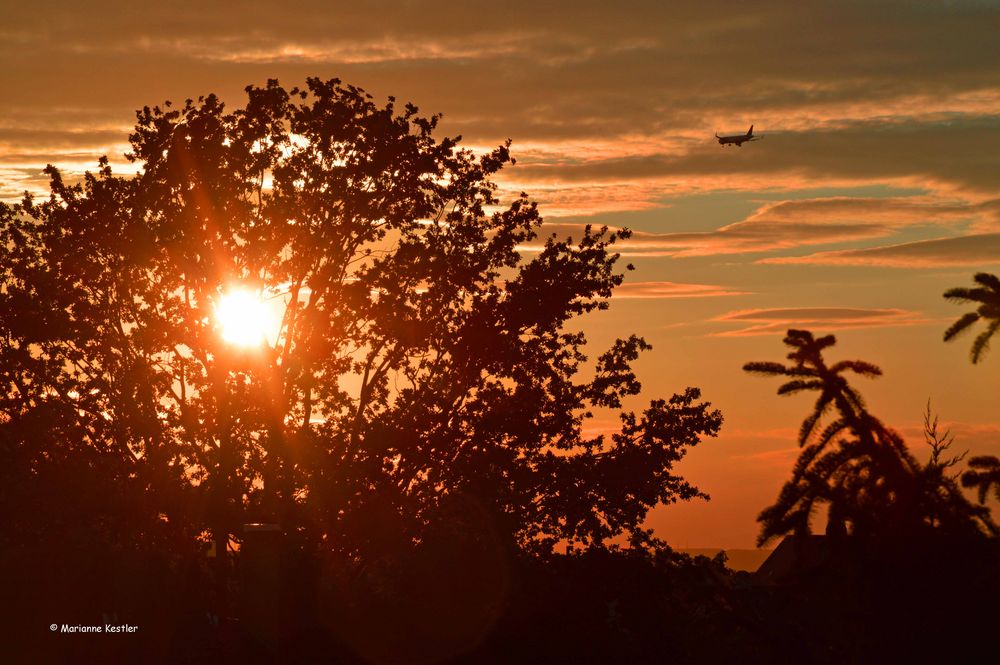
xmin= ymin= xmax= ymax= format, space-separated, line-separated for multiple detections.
xmin=716 ymin=125 xmax=755 ymax=147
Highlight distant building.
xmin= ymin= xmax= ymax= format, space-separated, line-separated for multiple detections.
xmin=678 ymin=548 xmax=773 ymax=573
xmin=752 ymin=535 xmax=832 ymax=585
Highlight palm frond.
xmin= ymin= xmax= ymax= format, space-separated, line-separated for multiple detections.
xmin=978 ymin=302 xmax=1000 ymax=318
xmin=814 ymin=418 xmax=850 ymax=451
xmin=943 ymin=312 xmax=980 ymax=341
xmin=969 ymin=318 xmax=1000 ymax=363
xmin=943 ymin=286 xmax=995 ymax=304
xmin=776 ymin=379 xmax=824 ymax=395
xmin=798 ymin=392 xmax=833 ymax=445
xmin=841 ymin=385 xmax=868 ymax=417
xmin=814 ymin=334 xmax=837 ymax=350
xmin=782 ymin=329 xmax=816 ymax=347
xmin=828 ymin=360 xmax=882 ymax=377
xmin=798 ymin=411 xmax=821 ymax=447
xmin=962 ymin=455 xmax=1000 ymax=503
xmin=972 ymin=272 xmax=1000 ymax=291
xmin=791 ymin=440 xmax=829 ymax=482
xmin=944 ymin=274 xmax=1000 ymax=363
xmin=742 ymin=361 xmax=791 ymax=376
xmin=967 ymin=455 xmax=1000 ymax=470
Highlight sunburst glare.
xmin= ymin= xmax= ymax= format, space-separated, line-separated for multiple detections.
xmin=215 ymin=288 xmax=276 ymax=348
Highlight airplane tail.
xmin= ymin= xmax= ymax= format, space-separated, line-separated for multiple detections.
xmin=747 ymin=124 xmax=754 ymax=137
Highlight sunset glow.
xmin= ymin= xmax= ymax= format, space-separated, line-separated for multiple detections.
xmin=4 ymin=4 xmax=1000 ymax=659
xmin=3 ymin=1 xmax=998 ymax=553
xmin=215 ymin=288 xmax=274 ymax=348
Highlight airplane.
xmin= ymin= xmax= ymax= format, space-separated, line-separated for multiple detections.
xmin=715 ymin=125 xmax=759 ymax=147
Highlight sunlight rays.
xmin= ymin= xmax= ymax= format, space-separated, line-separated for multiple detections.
xmin=214 ymin=288 xmax=280 ymax=348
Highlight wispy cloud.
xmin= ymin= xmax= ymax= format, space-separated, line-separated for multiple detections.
xmin=642 ymin=197 xmax=989 ymax=257
xmin=613 ymin=281 xmax=748 ymax=299
xmin=730 ymin=446 xmax=801 ymax=470
xmin=712 ymin=307 xmax=930 ymax=337
xmin=899 ymin=421 xmax=1000 ymax=453
xmin=5 ymin=0 xmax=1000 ymax=219
xmin=526 ymin=197 xmax=996 ymax=255
xmin=4 ymin=5 xmax=1000 ymax=149
xmin=120 ymin=34 xmax=541 ymax=65
xmin=762 ymin=233 xmax=1000 ymax=268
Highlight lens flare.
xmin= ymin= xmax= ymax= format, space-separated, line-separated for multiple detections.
xmin=215 ymin=288 xmax=274 ymax=348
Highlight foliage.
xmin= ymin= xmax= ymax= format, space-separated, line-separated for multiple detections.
xmin=921 ymin=399 xmax=965 ymax=471
xmin=916 ymin=401 xmax=995 ymax=534
xmin=943 ymin=271 xmax=1000 ymax=364
xmin=942 ymin=272 xmax=1000 ymax=515
xmin=0 ymin=77 xmax=721 ymax=564
xmin=744 ymin=329 xmax=995 ymax=545
xmin=962 ymin=456 xmax=1000 ymax=504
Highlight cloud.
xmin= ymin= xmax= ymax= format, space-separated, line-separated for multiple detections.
xmin=644 ymin=197 xmax=992 ymax=257
xmin=612 ymin=281 xmax=748 ymax=299
xmin=4 ymin=0 xmax=1000 ymax=218
xmin=497 ymin=116 xmax=1000 ymax=216
xmin=498 ymin=183 xmax=672 ymax=218
xmin=761 ymin=233 xmax=1000 ymax=268
xmin=65 ymin=33 xmax=546 ymax=66
xmin=730 ymin=446 xmax=801 ymax=470
xmin=898 ymin=421 xmax=1000 ymax=454
xmin=527 ymin=197 xmax=997 ymax=255
xmin=712 ymin=307 xmax=930 ymax=337
xmin=504 ymin=117 xmax=1000 ymax=198
xmin=4 ymin=1 xmax=1000 ymax=142
xmin=0 ymin=127 xmax=131 ymax=152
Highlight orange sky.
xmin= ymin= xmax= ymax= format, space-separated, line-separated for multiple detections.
xmin=2 ymin=0 xmax=999 ymax=548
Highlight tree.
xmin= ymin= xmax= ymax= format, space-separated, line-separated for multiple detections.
xmin=743 ymin=329 xmax=884 ymax=449
xmin=917 ymin=401 xmax=995 ymax=534
xmin=0 ymin=78 xmax=721 ymax=574
xmin=943 ymin=272 xmax=1000 ymax=364
xmin=942 ymin=272 xmax=1000 ymax=520
xmin=744 ymin=330 xmax=993 ymax=545
xmin=744 ymin=330 xmax=908 ymax=543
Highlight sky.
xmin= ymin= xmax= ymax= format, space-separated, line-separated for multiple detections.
xmin=3 ymin=0 xmax=999 ymax=548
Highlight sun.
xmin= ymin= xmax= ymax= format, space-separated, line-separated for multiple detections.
xmin=215 ymin=288 xmax=276 ymax=348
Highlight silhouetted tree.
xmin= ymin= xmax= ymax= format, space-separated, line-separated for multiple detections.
xmin=941 ymin=272 xmax=1000 ymax=522
xmin=922 ymin=400 xmax=965 ymax=471
xmin=916 ymin=401 xmax=998 ymax=534
xmin=0 ymin=77 xmax=721 ymax=578
xmin=745 ymin=330 xmax=993 ymax=545
xmin=943 ymin=272 xmax=1000 ymax=364
xmin=744 ymin=330 xmax=905 ymax=542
